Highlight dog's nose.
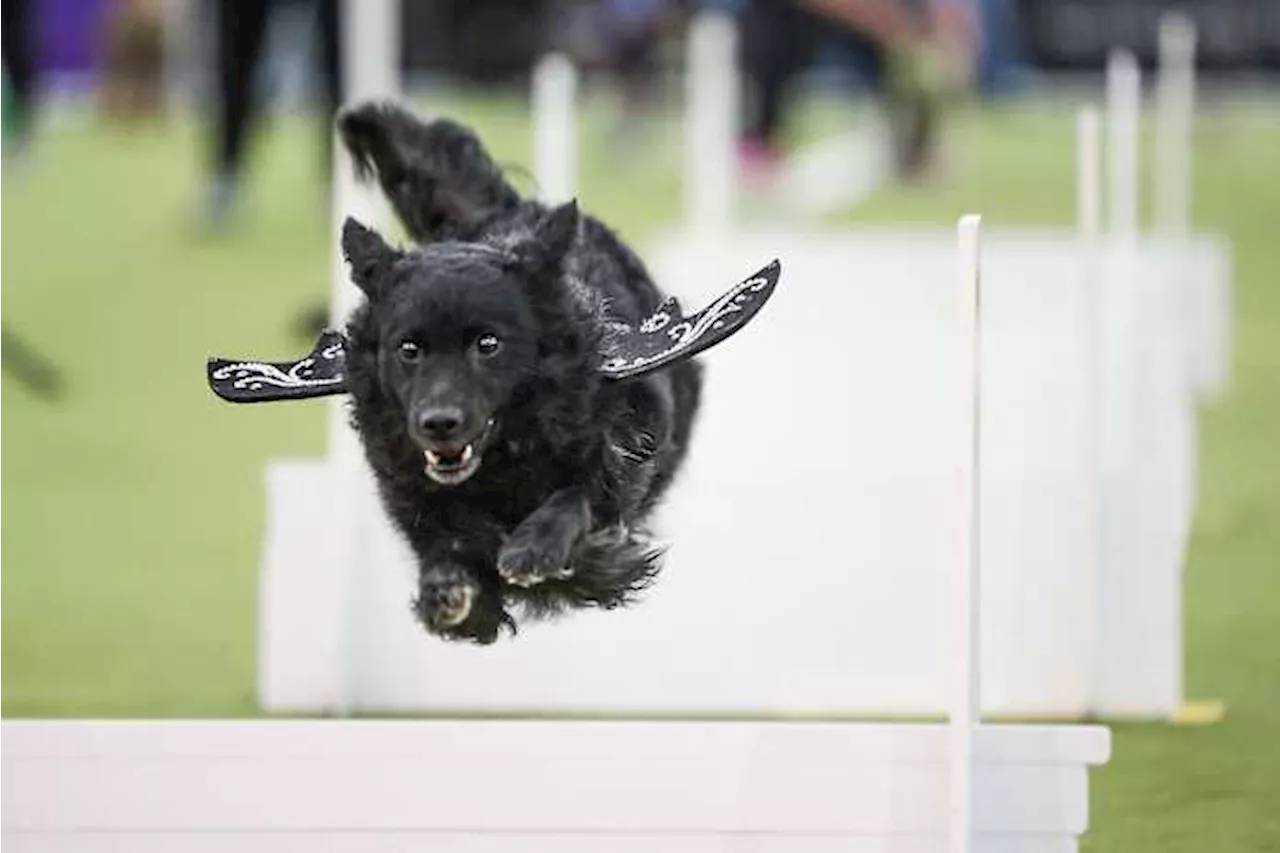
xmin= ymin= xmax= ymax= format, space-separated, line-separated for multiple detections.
xmin=417 ymin=406 xmax=466 ymax=439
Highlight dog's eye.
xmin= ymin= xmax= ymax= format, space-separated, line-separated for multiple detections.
xmin=398 ymin=340 xmax=422 ymax=361
xmin=476 ymin=333 xmax=501 ymax=356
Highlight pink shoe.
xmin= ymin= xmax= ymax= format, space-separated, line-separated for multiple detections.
xmin=737 ymin=138 xmax=784 ymax=189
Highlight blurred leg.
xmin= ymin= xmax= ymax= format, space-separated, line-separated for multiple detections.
xmin=738 ymin=0 xmax=821 ymax=185
xmin=2 ymin=0 xmax=36 ymax=154
xmin=799 ymin=0 xmax=975 ymax=180
xmin=201 ymin=0 xmax=271 ymax=229
xmin=316 ymin=0 xmax=341 ymax=178
xmin=215 ymin=0 xmax=271 ymax=175
xmin=291 ymin=0 xmax=343 ymax=338
xmin=819 ymin=7 xmax=934 ymax=180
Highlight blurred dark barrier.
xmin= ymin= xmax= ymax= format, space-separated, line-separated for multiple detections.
xmin=1017 ymin=0 xmax=1280 ymax=71
xmin=401 ymin=0 xmax=552 ymax=83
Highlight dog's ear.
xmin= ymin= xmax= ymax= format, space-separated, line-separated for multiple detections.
xmin=341 ymin=217 xmax=401 ymax=299
xmin=512 ymin=200 xmax=579 ymax=276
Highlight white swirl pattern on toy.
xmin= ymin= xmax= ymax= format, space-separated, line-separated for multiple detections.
xmin=600 ymin=269 xmax=774 ymax=375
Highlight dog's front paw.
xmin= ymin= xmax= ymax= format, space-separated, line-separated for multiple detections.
xmin=497 ymin=532 xmax=575 ymax=588
xmin=414 ymin=564 xmax=479 ymax=631
xmin=414 ymin=564 xmax=511 ymax=644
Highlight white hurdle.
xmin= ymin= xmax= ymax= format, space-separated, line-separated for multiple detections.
xmin=1155 ymin=13 xmax=1196 ymax=236
xmin=683 ymin=10 xmax=739 ymax=237
xmin=313 ymin=0 xmax=399 ymax=714
xmin=532 ymin=52 xmax=578 ymax=204
xmin=3 ymin=215 xmax=1111 ymax=853
xmin=1105 ymin=49 xmax=1141 ymax=241
xmin=1077 ymin=107 xmax=1103 ymax=241
xmin=1075 ymin=106 xmax=1106 ymax=716
xmin=1 ymin=718 xmax=1110 ymax=852
xmin=261 ymin=37 xmax=1229 ymax=719
xmin=329 ymin=0 xmax=400 ymax=459
xmin=949 ymin=214 xmax=983 ymax=853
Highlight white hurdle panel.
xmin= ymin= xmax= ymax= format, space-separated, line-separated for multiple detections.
xmin=3 ymin=217 xmax=1110 ymax=853
xmin=252 ymin=16 xmax=1233 ymax=723
xmin=259 ymin=223 xmax=1224 ymax=720
xmin=1 ymin=719 xmax=1109 ymax=853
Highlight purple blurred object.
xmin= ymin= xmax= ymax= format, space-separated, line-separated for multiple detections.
xmin=36 ymin=0 xmax=112 ymax=79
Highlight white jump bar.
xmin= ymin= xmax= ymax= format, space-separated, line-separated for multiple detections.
xmin=4 ymin=719 xmax=1108 ymax=848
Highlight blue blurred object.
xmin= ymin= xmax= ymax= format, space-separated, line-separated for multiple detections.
xmin=975 ymin=0 xmax=1029 ymax=96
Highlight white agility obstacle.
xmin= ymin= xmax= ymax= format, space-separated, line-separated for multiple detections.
xmin=1 ymin=6 xmax=1131 ymax=851
xmin=1155 ymin=13 xmax=1196 ymax=236
xmin=247 ymin=13 xmax=1232 ymax=721
xmin=1105 ymin=49 xmax=1141 ymax=241
xmin=2 ymin=720 xmax=1109 ymax=853
xmin=3 ymin=217 xmax=1111 ymax=853
xmin=683 ymin=10 xmax=739 ymax=237
xmin=532 ymin=52 xmax=578 ymax=204
xmin=648 ymin=15 xmax=1229 ymax=720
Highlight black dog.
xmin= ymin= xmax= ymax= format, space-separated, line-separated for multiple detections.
xmin=336 ymin=102 xmax=704 ymax=644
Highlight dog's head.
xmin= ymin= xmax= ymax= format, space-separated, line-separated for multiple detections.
xmin=342 ymin=202 xmax=580 ymax=486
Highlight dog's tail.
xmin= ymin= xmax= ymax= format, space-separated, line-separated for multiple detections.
xmin=336 ymin=101 xmax=521 ymax=242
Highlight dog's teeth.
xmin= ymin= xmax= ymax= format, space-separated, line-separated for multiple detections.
xmin=425 ymin=450 xmax=441 ymax=466
xmin=461 ymin=444 xmax=474 ymax=464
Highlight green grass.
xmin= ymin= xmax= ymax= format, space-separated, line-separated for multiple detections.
xmin=4 ymin=93 xmax=1279 ymax=851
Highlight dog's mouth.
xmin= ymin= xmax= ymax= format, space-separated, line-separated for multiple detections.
xmin=423 ymin=444 xmax=481 ymax=486
xmin=420 ymin=418 xmax=496 ymax=486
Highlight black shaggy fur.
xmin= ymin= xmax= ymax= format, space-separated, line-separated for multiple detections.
xmin=336 ymin=101 xmax=703 ymax=644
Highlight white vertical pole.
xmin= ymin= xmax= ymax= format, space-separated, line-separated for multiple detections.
xmin=1154 ymin=13 xmax=1198 ymax=719
xmin=1077 ymin=108 xmax=1102 ymax=241
xmin=1155 ymin=13 xmax=1196 ymax=235
xmin=949 ymin=214 xmax=983 ymax=853
xmin=532 ymin=53 xmax=578 ymax=205
xmin=684 ymin=11 xmax=739 ymax=237
xmin=328 ymin=0 xmax=400 ymax=715
xmin=1098 ymin=52 xmax=1145 ymax=714
xmin=331 ymin=0 xmax=399 ymax=461
xmin=1106 ymin=50 xmax=1141 ymax=241
xmin=1078 ymin=106 xmax=1104 ymax=715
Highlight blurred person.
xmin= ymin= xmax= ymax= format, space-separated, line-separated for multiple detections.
xmin=737 ymin=0 xmax=977 ymax=186
xmin=199 ymin=0 xmax=341 ymax=231
xmin=2 ymin=0 xmax=36 ymax=158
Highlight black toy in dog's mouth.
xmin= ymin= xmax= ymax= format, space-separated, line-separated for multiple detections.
xmin=206 ymin=259 xmax=782 ymax=405
xmin=420 ymin=418 xmax=496 ymax=486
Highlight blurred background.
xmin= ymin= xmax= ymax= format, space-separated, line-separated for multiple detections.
xmin=3 ymin=1 xmax=1279 ymax=850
